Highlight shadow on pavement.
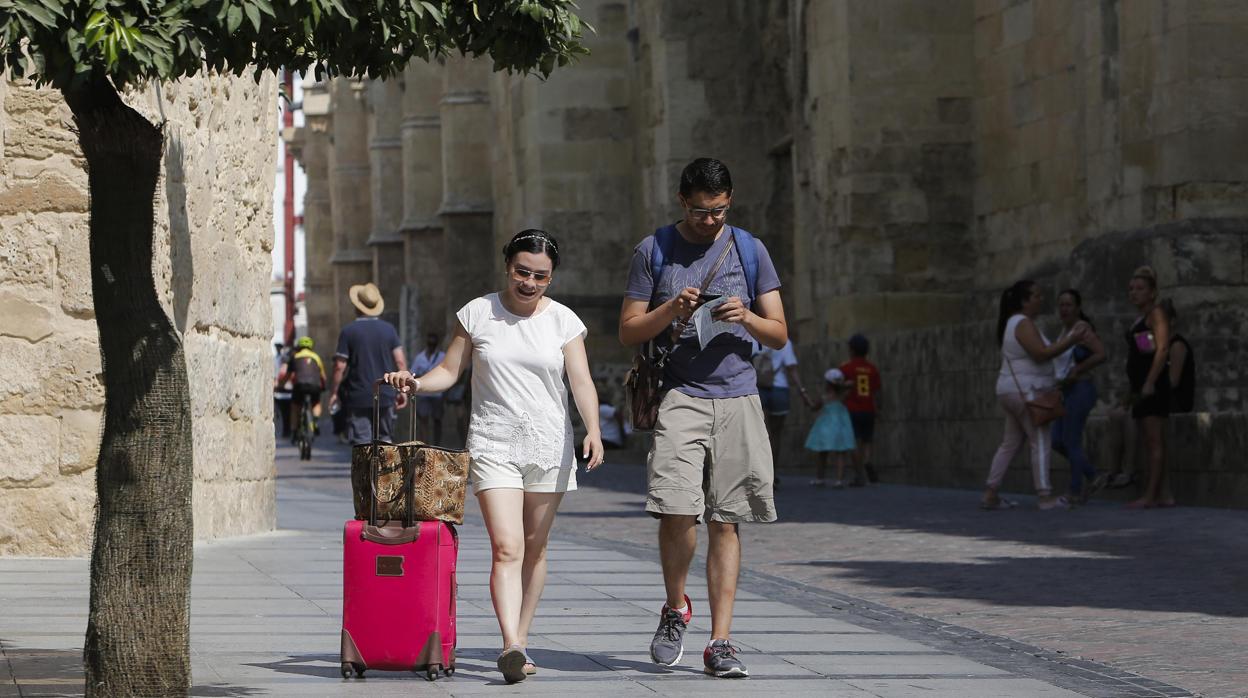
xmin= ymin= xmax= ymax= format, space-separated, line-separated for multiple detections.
xmin=190 ymin=684 xmax=267 ymax=697
xmin=273 ymin=425 xmax=1248 ymax=620
xmin=558 ymin=457 xmax=1248 ymax=619
xmin=0 ymin=642 xmax=84 ymax=696
xmin=242 ymin=653 xmax=342 ymax=680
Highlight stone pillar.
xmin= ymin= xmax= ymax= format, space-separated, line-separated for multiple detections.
xmin=489 ymin=0 xmax=638 ymax=378
xmin=400 ymin=61 xmax=448 ymax=347
xmin=630 ymin=2 xmax=793 ymax=247
xmin=367 ymin=78 xmax=406 ymax=332
xmin=291 ymin=80 xmax=337 ymax=358
xmin=793 ymin=0 xmax=975 ymax=341
xmin=328 ymin=78 xmax=374 ymax=329
xmin=439 ymin=56 xmax=495 ymax=324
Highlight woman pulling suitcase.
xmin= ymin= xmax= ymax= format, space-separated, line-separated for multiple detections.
xmin=384 ymin=229 xmax=605 ymax=683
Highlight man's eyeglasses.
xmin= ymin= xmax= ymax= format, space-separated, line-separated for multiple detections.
xmin=685 ymin=204 xmax=730 ymax=221
xmin=510 ymin=267 xmax=552 ymax=286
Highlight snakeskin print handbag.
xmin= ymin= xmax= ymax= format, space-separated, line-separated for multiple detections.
xmin=351 ymin=381 xmax=469 ymax=525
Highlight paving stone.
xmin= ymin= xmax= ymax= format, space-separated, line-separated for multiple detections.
xmin=1 ymin=440 xmax=1207 ymax=698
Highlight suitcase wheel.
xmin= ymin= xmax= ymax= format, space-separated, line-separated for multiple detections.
xmin=443 ymin=666 xmax=455 ymax=677
xmin=340 ymin=662 xmax=364 ymax=679
xmin=425 ymin=664 xmax=440 ymax=682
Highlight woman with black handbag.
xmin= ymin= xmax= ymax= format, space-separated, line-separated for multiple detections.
xmin=982 ymin=280 xmax=1087 ymax=511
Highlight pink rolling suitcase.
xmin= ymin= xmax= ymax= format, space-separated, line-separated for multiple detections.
xmin=340 ymin=417 xmax=458 ymax=681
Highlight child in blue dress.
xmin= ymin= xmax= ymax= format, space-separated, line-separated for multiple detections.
xmin=805 ymin=369 xmax=860 ymax=488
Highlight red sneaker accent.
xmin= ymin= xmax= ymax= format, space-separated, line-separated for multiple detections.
xmin=661 ymin=594 xmax=693 ymax=624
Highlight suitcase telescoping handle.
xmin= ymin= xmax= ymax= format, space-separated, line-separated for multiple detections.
xmin=368 ymin=378 xmax=418 ymax=530
xmin=371 ymin=378 xmax=418 ymax=445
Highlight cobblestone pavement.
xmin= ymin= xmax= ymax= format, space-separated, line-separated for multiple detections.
xmin=3 ymin=433 xmax=1236 ymax=697
xmin=269 ymin=437 xmax=1222 ymax=698
xmin=548 ymin=454 xmax=1247 ymax=698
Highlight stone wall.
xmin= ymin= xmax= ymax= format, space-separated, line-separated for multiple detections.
xmin=780 ymin=0 xmax=1248 ymax=506
xmin=295 ymin=0 xmax=1247 ymax=507
xmin=0 ymin=75 xmax=279 ymax=556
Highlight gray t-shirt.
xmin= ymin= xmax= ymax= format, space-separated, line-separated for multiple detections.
xmin=624 ymin=225 xmax=782 ymax=399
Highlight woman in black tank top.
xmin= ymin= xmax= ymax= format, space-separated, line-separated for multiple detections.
xmin=1124 ymin=266 xmax=1174 ymax=509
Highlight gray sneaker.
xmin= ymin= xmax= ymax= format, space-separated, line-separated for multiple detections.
xmin=649 ymin=597 xmax=691 ymax=666
xmin=703 ymin=639 xmax=749 ymax=678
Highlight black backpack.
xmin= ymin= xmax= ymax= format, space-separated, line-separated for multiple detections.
xmin=292 ymin=354 xmax=322 ymax=390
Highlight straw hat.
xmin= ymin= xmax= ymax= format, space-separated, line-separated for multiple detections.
xmin=349 ymin=282 xmax=385 ymax=316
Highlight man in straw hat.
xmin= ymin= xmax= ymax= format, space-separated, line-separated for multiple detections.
xmin=327 ymin=282 xmax=408 ymax=445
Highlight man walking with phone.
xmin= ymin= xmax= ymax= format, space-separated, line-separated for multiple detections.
xmin=618 ymin=158 xmax=789 ymax=678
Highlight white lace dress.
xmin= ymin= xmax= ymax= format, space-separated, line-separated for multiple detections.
xmin=456 ymin=293 xmax=586 ymax=471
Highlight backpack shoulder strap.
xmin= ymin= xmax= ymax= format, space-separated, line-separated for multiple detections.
xmin=650 ymin=225 xmax=677 ymax=286
xmin=648 ymin=224 xmax=679 ymax=307
xmin=730 ymin=226 xmax=759 ymax=303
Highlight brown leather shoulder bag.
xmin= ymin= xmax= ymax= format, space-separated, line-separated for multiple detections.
xmin=625 ymin=232 xmax=736 ymax=431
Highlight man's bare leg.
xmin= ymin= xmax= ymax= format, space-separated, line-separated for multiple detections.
xmin=706 ymin=521 xmax=740 ymax=640
xmin=659 ymin=514 xmax=697 ymax=609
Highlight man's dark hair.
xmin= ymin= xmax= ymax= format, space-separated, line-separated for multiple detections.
xmin=848 ymin=334 xmax=870 ymax=357
xmin=679 ymin=158 xmax=733 ymax=198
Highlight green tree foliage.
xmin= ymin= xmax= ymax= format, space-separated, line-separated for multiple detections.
xmin=0 ymin=2 xmax=586 ymax=696
xmin=0 ymin=0 xmax=589 ymax=88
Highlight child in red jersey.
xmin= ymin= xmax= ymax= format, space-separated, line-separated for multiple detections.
xmin=839 ymin=334 xmax=882 ymax=484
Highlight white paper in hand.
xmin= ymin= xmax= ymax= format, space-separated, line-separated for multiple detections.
xmin=692 ymin=296 xmax=735 ymax=350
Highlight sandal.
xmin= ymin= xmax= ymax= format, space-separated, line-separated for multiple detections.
xmin=1037 ymin=496 xmax=1069 ymax=511
xmin=523 ymin=649 xmax=537 ymax=676
xmin=497 ymin=645 xmax=527 ymax=684
xmin=980 ymin=496 xmax=1017 ymax=510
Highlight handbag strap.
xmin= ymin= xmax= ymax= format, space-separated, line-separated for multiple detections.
xmin=372 ymin=378 xmax=417 ymax=444
xmin=368 ymin=379 xmax=419 ymax=528
xmin=1004 ymin=355 xmax=1028 ymax=402
xmin=650 ymin=230 xmax=737 ymax=366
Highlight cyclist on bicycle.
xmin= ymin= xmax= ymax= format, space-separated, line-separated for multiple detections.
xmin=282 ymin=336 xmax=326 ymax=439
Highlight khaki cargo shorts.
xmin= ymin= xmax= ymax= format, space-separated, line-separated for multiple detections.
xmin=645 ymin=390 xmax=777 ymax=523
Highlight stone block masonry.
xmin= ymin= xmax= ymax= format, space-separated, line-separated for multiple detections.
xmin=295 ymin=1 xmax=1247 ymax=509
xmin=0 ymin=74 xmax=279 ymax=557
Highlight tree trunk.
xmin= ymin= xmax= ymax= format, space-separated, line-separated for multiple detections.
xmin=65 ymin=76 xmax=194 ymax=698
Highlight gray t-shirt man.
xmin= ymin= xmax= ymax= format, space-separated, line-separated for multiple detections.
xmin=625 ymin=225 xmax=782 ymax=398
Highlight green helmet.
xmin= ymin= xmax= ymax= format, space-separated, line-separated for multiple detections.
xmin=295 ymin=336 xmax=314 ymax=350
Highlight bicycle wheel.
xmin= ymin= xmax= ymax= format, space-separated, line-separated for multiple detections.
xmin=304 ymin=405 xmax=316 ymax=451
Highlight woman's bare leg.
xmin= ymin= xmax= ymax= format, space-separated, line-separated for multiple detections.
xmin=516 ymin=492 xmax=565 ymax=646
xmin=477 ymin=488 xmax=526 ymax=647
xmin=1131 ymin=416 xmax=1166 ymax=506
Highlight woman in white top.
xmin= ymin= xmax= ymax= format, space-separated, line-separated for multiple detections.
xmin=383 ymin=230 xmax=604 ymax=684
xmin=982 ymin=280 xmax=1086 ymax=511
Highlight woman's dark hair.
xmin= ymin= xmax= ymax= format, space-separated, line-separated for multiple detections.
xmin=502 ymin=228 xmax=560 ymax=270
xmin=997 ymin=280 xmax=1036 ymax=345
xmin=1058 ymin=288 xmax=1094 ymax=330
xmin=679 ymin=158 xmax=733 ymax=198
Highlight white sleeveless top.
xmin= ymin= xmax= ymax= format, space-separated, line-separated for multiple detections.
xmin=996 ymin=314 xmax=1057 ymax=396
xmin=456 ymin=293 xmax=587 ymax=470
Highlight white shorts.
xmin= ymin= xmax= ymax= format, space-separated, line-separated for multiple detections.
xmin=471 ymin=455 xmax=578 ymax=494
